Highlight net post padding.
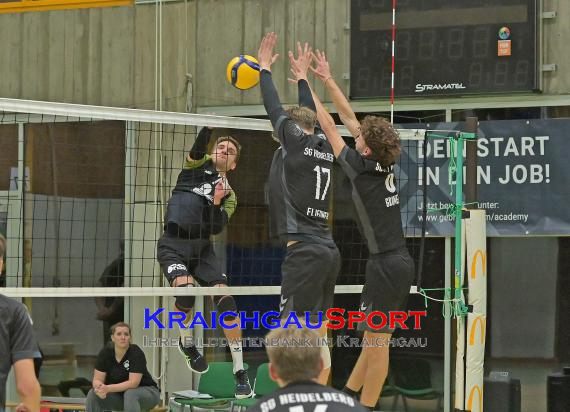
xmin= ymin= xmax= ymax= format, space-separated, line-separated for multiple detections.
xmin=464 ymin=210 xmax=487 ymax=411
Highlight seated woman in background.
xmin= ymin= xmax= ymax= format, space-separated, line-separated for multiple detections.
xmin=86 ymin=322 xmax=160 ymax=412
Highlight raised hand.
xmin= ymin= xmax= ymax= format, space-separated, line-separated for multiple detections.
xmin=288 ymin=41 xmax=313 ymax=82
xmin=213 ymin=177 xmax=231 ymax=205
xmin=310 ymin=49 xmax=332 ymax=82
xmin=257 ymin=32 xmax=279 ymax=71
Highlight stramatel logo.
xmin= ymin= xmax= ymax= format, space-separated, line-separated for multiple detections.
xmin=415 ymin=83 xmax=466 ymax=93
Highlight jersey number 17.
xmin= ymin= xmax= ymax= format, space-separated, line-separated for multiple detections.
xmin=313 ymin=166 xmax=331 ymax=201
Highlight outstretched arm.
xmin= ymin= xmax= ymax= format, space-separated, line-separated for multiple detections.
xmin=311 ymin=50 xmax=361 ymax=138
xmin=289 ymin=45 xmax=346 ymax=158
xmin=260 ymin=70 xmax=285 ymax=128
xmin=258 ymin=32 xmax=286 ymax=128
xmin=318 ymin=108 xmax=346 ymax=159
xmin=289 ymin=42 xmax=316 ymax=112
xmin=188 ymin=126 xmax=212 ymax=161
xmin=312 ymin=90 xmax=346 ymax=158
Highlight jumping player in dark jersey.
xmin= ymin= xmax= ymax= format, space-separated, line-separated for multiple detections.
xmin=257 ymin=33 xmax=341 ymax=385
xmin=248 ymin=327 xmax=368 ymax=412
xmin=305 ymin=49 xmax=415 ymax=410
xmin=156 ymin=128 xmax=253 ymax=398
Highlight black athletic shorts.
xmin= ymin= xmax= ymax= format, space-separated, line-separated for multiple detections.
xmin=358 ymin=247 xmax=415 ymax=333
xmin=157 ymin=234 xmax=227 ymax=286
xmin=280 ymin=242 xmax=341 ymax=323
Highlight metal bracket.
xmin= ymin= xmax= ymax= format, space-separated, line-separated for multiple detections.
xmin=541 ymin=11 xmax=557 ymax=19
xmin=542 ymin=64 xmax=557 ymax=72
xmin=343 ymin=23 xmax=350 ymax=30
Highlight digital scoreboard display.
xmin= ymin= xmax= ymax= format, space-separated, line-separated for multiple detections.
xmin=350 ymin=0 xmax=538 ymax=98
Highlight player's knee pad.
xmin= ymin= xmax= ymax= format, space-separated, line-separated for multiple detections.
xmin=321 ymin=344 xmax=331 ymax=369
xmin=175 ymin=283 xmax=196 ymax=312
xmin=214 ymin=295 xmax=237 ymax=319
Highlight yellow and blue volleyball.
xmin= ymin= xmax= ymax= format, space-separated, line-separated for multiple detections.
xmin=226 ymin=55 xmax=260 ymax=90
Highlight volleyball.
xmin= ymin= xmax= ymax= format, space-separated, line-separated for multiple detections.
xmin=226 ymin=55 xmax=260 ymax=90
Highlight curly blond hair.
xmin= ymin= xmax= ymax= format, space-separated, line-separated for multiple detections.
xmin=360 ymin=116 xmax=401 ymax=166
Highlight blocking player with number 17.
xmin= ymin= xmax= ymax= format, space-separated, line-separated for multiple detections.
xmin=257 ymin=32 xmax=341 ymax=386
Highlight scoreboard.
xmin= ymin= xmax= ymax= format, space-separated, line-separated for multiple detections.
xmin=350 ymin=0 xmax=539 ymax=98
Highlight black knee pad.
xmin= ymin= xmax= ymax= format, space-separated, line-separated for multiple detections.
xmin=214 ymin=295 xmax=237 ymax=319
xmin=175 ymin=283 xmax=196 ymax=311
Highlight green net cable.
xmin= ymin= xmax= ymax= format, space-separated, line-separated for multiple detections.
xmin=421 ymin=130 xmax=478 ymax=318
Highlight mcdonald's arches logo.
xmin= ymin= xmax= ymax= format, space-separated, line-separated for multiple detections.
xmin=469 ymin=316 xmax=486 ymax=346
xmin=470 ymin=249 xmax=487 ymax=279
xmin=467 ymin=384 xmax=483 ymax=412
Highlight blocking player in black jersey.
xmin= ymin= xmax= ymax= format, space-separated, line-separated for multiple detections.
xmin=257 ymin=33 xmax=341 ymax=385
xmin=156 ymin=127 xmax=253 ymax=398
xmin=248 ymin=327 xmax=368 ymax=412
xmin=306 ymin=50 xmax=415 ymax=410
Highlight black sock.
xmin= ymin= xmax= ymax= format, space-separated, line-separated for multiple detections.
xmin=342 ymin=386 xmax=359 ymax=398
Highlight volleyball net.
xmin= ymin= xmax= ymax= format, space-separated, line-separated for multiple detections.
xmin=0 ymin=97 xmax=429 ymax=297
xmin=0 ymin=98 xmax=489 ymax=411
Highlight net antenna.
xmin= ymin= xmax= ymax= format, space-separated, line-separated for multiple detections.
xmin=390 ymin=0 xmax=397 ymax=124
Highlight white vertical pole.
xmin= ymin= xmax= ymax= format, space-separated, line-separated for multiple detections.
xmin=390 ymin=0 xmax=397 ymax=124
xmin=444 ymin=236 xmax=451 ymax=412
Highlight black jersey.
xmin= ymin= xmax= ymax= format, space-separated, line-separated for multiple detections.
xmin=337 ymin=146 xmax=405 ymax=254
xmin=247 ymin=380 xmax=368 ymax=412
xmin=164 ymin=155 xmax=237 ymax=239
xmin=95 ymin=344 xmax=157 ymax=388
xmin=261 ymin=71 xmax=334 ymax=245
xmin=1 ymin=295 xmax=42 ymax=409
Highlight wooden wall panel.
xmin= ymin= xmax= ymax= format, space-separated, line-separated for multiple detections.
xmin=196 ymin=0 xmax=245 ymax=107
xmin=22 ymin=13 xmax=50 ymax=101
xmin=133 ymin=5 xmax=156 ymax=110
xmin=100 ymin=8 xmax=134 ymax=107
xmin=0 ymin=14 xmax=22 ymax=98
xmin=86 ymin=10 xmax=103 ymax=104
xmin=9 ymin=0 xmax=562 ymax=111
xmin=161 ymin=3 xmax=194 ymax=112
xmin=239 ymin=0 xmax=263 ymax=106
xmin=46 ymin=12 xmax=66 ymax=102
xmin=0 ymin=125 xmax=18 ymax=191
xmin=325 ymin=0 xmax=350 ymax=98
